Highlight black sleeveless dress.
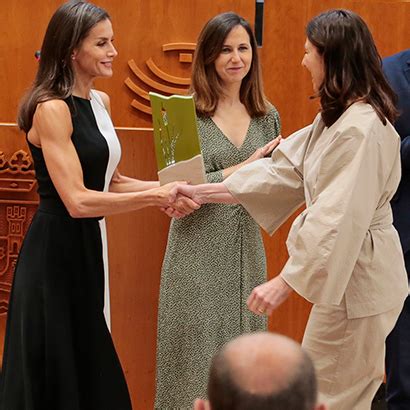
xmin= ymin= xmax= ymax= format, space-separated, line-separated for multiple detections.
xmin=0 ymin=95 xmax=132 ymax=410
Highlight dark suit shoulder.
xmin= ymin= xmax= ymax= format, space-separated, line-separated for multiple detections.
xmin=383 ymin=48 xmax=410 ymax=69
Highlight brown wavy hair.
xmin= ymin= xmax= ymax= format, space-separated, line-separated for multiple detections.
xmin=190 ymin=12 xmax=268 ymax=117
xmin=17 ymin=1 xmax=110 ymax=133
xmin=306 ymin=9 xmax=398 ymax=127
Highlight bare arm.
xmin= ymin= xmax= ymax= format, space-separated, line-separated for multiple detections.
xmin=31 ymin=99 xmax=176 ymax=218
xmin=95 ymin=90 xmax=161 ymax=194
xmin=177 ymin=182 xmax=238 ymax=204
xmin=109 ymin=169 xmax=160 ymax=193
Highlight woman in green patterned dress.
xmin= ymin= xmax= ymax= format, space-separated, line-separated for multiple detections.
xmin=155 ymin=12 xmax=281 ymax=408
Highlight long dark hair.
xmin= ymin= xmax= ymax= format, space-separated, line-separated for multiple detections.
xmin=190 ymin=12 xmax=267 ymax=117
xmin=306 ymin=9 xmax=398 ymax=127
xmin=18 ymin=1 xmax=110 ymax=132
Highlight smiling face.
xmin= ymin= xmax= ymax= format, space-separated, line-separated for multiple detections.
xmin=302 ymin=39 xmax=325 ymax=94
xmin=72 ymin=18 xmax=117 ymax=81
xmin=214 ymin=25 xmax=252 ymax=87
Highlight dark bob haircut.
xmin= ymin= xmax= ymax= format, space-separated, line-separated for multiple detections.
xmin=306 ymin=9 xmax=397 ymax=127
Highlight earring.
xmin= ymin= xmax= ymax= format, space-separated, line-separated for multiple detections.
xmin=71 ymin=55 xmax=76 ymax=60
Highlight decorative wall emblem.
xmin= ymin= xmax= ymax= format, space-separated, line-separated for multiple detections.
xmin=125 ymin=42 xmax=196 ymax=115
xmin=0 ymin=150 xmax=38 ymax=315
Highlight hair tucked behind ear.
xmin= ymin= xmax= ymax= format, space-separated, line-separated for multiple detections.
xmin=17 ymin=1 xmax=109 ymax=133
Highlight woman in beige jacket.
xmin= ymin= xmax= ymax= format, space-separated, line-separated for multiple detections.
xmin=170 ymin=9 xmax=408 ymax=410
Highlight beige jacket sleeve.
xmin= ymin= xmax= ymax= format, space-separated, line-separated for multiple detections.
xmin=224 ymin=125 xmax=311 ymax=234
xmin=281 ymin=122 xmax=400 ymax=306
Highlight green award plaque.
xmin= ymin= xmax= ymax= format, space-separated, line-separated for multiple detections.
xmin=149 ymin=92 xmax=206 ymax=185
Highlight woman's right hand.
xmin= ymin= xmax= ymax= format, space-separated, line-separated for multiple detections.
xmin=175 ymin=184 xmax=204 ymax=205
xmin=245 ymin=135 xmax=282 ymax=164
xmin=157 ymin=182 xmax=201 ymax=218
xmin=154 ymin=181 xmax=183 ymax=207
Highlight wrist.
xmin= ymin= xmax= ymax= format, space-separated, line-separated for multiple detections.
xmin=195 ymin=187 xmax=207 ymax=205
xmin=195 ymin=183 xmax=218 ymax=204
xmin=143 ymin=187 xmax=166 ymax=207
xmin=278 ymin=275 xmax=292 ymax=291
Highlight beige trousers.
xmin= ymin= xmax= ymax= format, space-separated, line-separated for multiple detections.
xmin=302 ymin=300 xmax=403 ymax=410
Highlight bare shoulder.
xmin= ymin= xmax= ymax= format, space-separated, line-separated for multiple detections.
xmin=35 ymin=99 xmax=70 ymax=119
xmin=94 ymin=90 xmax=111 ymax=113
xmin=33 ymin=99 xmax=72 ymax=140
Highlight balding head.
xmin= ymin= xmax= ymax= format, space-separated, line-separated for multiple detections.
xmin=195 ymin=332 xmax=325 ymax=410
xmin=223 ymin=332 xmax=305 ymax=396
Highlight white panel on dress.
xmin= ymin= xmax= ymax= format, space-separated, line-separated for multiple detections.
xmin=90 ymin=90 xmax=122 ymax=331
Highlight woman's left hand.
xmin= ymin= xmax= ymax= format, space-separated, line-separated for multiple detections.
xmin=244 ymin=135 xmax=282 ymax=164
xmin=247 ymin=275 xmax=293 ymax=316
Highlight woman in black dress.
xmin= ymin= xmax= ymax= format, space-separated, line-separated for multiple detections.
xmin=0 ymin=2 xmax=196 ymax=409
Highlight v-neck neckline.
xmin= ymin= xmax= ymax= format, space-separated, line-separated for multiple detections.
xmin=209 ymin=117 xmax=253 ymax=150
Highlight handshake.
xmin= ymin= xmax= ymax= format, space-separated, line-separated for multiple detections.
xmin=157 ymin=182 xmax=203 ymax=219
xmin=154 ymin=135 xmax=282 ymax=219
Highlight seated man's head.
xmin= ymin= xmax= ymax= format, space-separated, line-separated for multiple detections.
xmin=194 ymin=332 xmax=326 ymax=410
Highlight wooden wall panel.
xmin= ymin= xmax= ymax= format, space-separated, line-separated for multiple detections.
xmin=0 ymin=3 xmax=59 ymax=122
xmin=262 ymin=0 xmax=410 ymax=135
xmin=106 ymin=129 xmax=169 ymax=409
xmin=1 ymin=0 xmax=409 ymax=409
xmin=0 ymin=125 xmax=38 ymax=360
xmin=94 ymin=0 xmax=255 ymax=127
xmin=99 ymin=3 xmax=256 ymax=407
xmin=1 ymin=1 xmax=256 ymax=408
xmin=0 ymin=0 xmax=254 ymax=128
xmin=261 ymin=0 xmax=410 ymax=342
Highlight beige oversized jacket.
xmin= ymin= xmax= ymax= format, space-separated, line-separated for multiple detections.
xmin=224 ymin=103 xmax=408 ymax=318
